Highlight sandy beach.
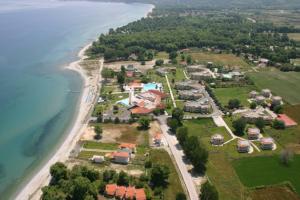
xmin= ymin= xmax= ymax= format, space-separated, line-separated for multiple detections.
xmin=15 ymin=43 xmax=103 ymax=200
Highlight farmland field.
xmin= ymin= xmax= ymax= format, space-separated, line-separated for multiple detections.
xmin=233 ymin=155 xmax=300 ymax=194
xmin=289 ymin=33 xmax=300 ymax=41
xmin=248 ymin=69 xmax=300 ymax=105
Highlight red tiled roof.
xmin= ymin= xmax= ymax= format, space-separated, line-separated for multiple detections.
xmin=154 ymin=133 xmax=162 ymax=140
xmin=119 ymin=143 xmax=136 ymax=149
xmin=113 ymin=152 xmax=130 ymax=158
xmin=148 ymin=90 xmax=167 ymax=99
xmin=105 ymin=184 xmax=117 ymax=196
xmin=125 ymin=187 xmax=135 ymax=199
xmin=277 ymin=114 xmax=297 ymax=127
xmin=135 ymin=188 xmax=146 ymax=200
xmin=126 ymin=71 xmax=134 ymax=77
xmin=130 ymin=107 xmax=152 ymax=114
xmin=116 ymin=186 xmax=126 ymax=198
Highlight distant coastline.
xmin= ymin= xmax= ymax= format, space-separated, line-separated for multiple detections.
xmin=15 ymin=4 xmax=154 ymax=199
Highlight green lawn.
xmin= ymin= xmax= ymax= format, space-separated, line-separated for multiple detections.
xmin=250 ymin=185 xmax=300 ymax=200
xmin=233 ymin=155 xmax=300 ymax=194
xmin=149 ymin=149 xmax=185 ymax=200
xmin=83 ymin=141 xmax=118 ymax=150
xmin=77 ymin=150 xmax=106 ymax=159
xmin=213 ymin=86 xmax=255 ymax=107
xmin=248 ymin=69 xmax=300 ymax=105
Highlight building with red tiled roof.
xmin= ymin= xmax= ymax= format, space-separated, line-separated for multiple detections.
xmin=277 ymin=114 xmax=297 ymax=127
xmin=119 ymin=143 xmax=136 ymax=153
xmin=148 ymin=89 xmax=167 ymax=99
xmin=135 ymin=188 xmax=146 ymax=200
xmin=105 ymin=184 xmax=117 ymax=197
xmin=125 ymin=186 xmax=135 ymax=200
xmin=115 ymin=186 xmax=126 ymax=199
xmin=154 ymin=133 xmax=162 ymax=145
xmin=130 ymin=107 xmax=152 ymax=115
xmin=113 ymin=152 xmax=130 ymax=164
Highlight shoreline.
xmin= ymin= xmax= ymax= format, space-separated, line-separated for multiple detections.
xmin=15 ymin=42 xmax=102 ymax=200
xmin=15 ymin=4 xmax=154 ymax=199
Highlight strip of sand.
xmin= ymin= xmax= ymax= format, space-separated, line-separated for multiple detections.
xmin=15 ymin=43 xmax=103 ymax=200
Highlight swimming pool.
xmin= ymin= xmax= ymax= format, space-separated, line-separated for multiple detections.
xmin=143 ymin=83 xmax=161 ymax=91
xmin=117 ymin=98 xmax=130 ymax=107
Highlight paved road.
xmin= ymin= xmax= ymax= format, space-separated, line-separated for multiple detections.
xmin=157 ymin=116 xmax=199 ymax=200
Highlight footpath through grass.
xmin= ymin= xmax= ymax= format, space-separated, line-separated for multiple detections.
xmin=233 ymin=155 xmax=300 ymax=195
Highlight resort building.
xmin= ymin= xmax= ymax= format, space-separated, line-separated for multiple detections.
xmin=178 ymin=90 xmax=203 ymax=100
xmin=105 ymin=185 xmax=146 ymax=200
xmin=247 ymin=127 xmax=260 ymax=140
xmin=184 ymin=98 xmax=211 ymax=114
xmin=175 ymin=80 xmax=202 ymax=90
xmin=249 ymin=91 xmax=258 ymax=99
xmin=210 ymin=134 xmax=224 ymax=145
xmin=190 ymin=71 xmax=213 ymax=81
xmin=116 ymin=186 xmax=127 ymax=199
xmin=186 ymin=65 xmax=206 ymax=73
xmin=156 ymin=68 xmax=167 ymax=76
xmin=105 ymin=184 xmax=117 ymax=197
xmin=237 ymin=140 xmax=251 ymax=153
xmin=124 ymin=80 xmax=144 ymax=91
xmin=255 ymin=95 xmax=266 ymax=105
xmin=261 ymin=89 xmax=272 ymax=98
xmin=113 ymin=152 xmax=130 ymax=164
xmin=118 ymin=143 xmax=136 ymax=154
xmin=125 ymin=186 xmax=135 ymax=200
xmin=135 ymin=188 xmax=146 ymax=200
xmin=241 ymin=108 xmax=274 ymax=124
xmin=260 ymin=137 xmax=274 ymax=150
xmin=221 ymin=71 xmax=244 ymax=80
xmin=271 ymin=96 xmax=282 ymax=106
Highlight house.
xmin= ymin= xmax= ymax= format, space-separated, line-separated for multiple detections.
xmin=261 ymin=89 xmax=271 ymax=98
xmin=154 ymin=133 xmax=162 ymax=146
xmin=116 ymin=186 xmax=127 ymax=199
xmin=184 ymin=99 xmax=211 ymax=114
xmin=241 ymin=108 xmax=274 ymax=124
xmin=277 ymin=114 xmax=298 ymax=127
xmin=249 ymin=91 xmax=258 ymax=99
xmin=255 ymin=95 xmax=266 ymax=105
xmin=247 ymin=127 xmax=260 ymax=140
xmin=113 ymin=152 xmax=130 ymax=164
xmin=135 ymin=188 xmax=146 ymax=200
xmin=271 ymin=96 xmax=282 ymax=106
xmin=260 ymin=137 xmax=274 ymax=150
xmin=221 ymin=71 xmax=244 ymax=80
xmin=190 ymin=71 xmax=213 ymax=81
xmin=118 ymin=143 xmax=136 ymax=154
xmin=105 ymin=184 xmax=117 ymax=197
xmin=186 ymin=65 xmax=206 ymax=73
xmin=210 ymin=134 xmax=224 ymax=145
xmin=178 ymin=90 xmax=203 ymax=100
xmin=259 ymin=58 xmax=269 ymax=64
xmin=125 ymin=187 xmax=135 ymax=200
xmin=156 ymin=68 xmax=167 ymax=76
xmin=91 ymin=155 xmax=104 ymax=163
xmin=175 ymin=81 xmax=197 ymax=90
xmin=124 ymin=81 xmax=143 ymax=91
xmin=237 ymin=140 xmax=251 ymax=153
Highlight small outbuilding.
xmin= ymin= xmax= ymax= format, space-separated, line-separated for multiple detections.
xmin=154 ymin=133 xmax=162 ymax=146
xmin=260 ymin=137 xmax=274 ymax=150
xmin=255 ymin=95 xmax=266 ymax=105
xmin=237 ymin=140 xmax=251 ymax=153
xmin=247 ymin=127 xmax=260 ymax=140
xmin=91 ymin=155 xmax=104 ymax=163
xmin=272 ymin=96 xmax=282 ymax=106
xmin=261 ymin=89 xmax=271 ymax=98
xmin=210 ymin=134 xmax=224 ymax=145
xmin=249 ymin=91 xmax=258 ymax=99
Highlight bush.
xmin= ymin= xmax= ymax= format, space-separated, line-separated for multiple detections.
xmin=155 ymin=59 xmax=164 ymax=66
xmin=176 ymin=192 xmax=187 ymax=200
xmin=273 ymin=120 xmax=285 ymax=129
xmin=200 ymin=182 xmax=219 ymax=200
xmin=138 ymin=117 xmax=150 ymax=130
xmin=250 ymin=102 xmax=257 ymax=109
xmin=232 ymin=118 xmax=246 ymax=136
xmin=228 ymin=99 xmax=241 ymax=109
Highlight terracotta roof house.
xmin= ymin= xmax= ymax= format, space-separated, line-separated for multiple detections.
xmin=247 ymin=127 xmax=260 ymax=140
xmin=237 ymin=140 xmax=251 ymax=153
xmin=116 ymin=186 xmax=127 ymax=199
xmin=105 ymin=184 xmax=117 ymax=197
xmin=277 ymin=114 xmax=298 ymax=127
xmin=260 ymin=137 xmax=274 ymax=150
xmin=113 ymin=152 xmax=130 ymax=164
xmin=125 ymin=186 xmax=135 ymax=200
xmin=261 ymin=89 xmax=271 ymax=98
xmin=210 ymin=134 xmax=224 ymax=145
xmin=135 ymin=188 xmax=146 ymax=200
xmin=148 ymin=89 xmax=167 ymax=99
xmin=154 ymin=133 xmax=162 ymax=145
xmin=119 ymin=143 xmax=136 ymax=153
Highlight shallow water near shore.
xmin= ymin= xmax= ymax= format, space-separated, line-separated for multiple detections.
xmin=0 ymin=0 xmax=152 ymax=198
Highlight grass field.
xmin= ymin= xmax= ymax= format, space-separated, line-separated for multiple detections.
xmin=250 ymin=185 xmax=300 ymax=200
xmin=213 ymin=86 xmax=256 ymax=107
xmin=155 ymin=51 xmax=169 ymax=59
xmin=149 ymin=149 xmax=185 ymax=200
xmin=233 ymin=155 xmax=300 ymax=194
xmin=188 ymin=51 xmax=250 ymax=69
xmin=83 ymin=141 xmax=118 ymax=150
xmin=289 ymin=33 xmax=300 ymax=41
xmin=77 ymin=150 xmax=106 ymax=159
xmin=248 ymin=69 xmax=300 ymax=105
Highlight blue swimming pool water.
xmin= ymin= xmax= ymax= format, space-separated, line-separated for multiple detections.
xmin=143 ymin=83 xmax=160 ymax=91
xmin=118 ymin=98 xmax=130 ymax=106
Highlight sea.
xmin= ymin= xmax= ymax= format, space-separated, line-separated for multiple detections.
xmin=0 ymin=0 xmax=152 ymax=198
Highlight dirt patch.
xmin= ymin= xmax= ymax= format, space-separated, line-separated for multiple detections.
xmin=148 ymin=121 xmax=162 ymax=145
xmin=104 ymin=60 xmax=155 ymax=74
xmin=80 ymin=126 xmax=96 ymax=141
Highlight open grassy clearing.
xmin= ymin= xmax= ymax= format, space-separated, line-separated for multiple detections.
xmin=77 ymin=150 xmax=106 ymax=159
xmin=83 ymin=141 xmax=118 ymax=150
xmin=248 ymin=69 xmax=300 ymax=105
xmin=187 ymin=51 xmax=250 ymax=69
xmin=154 ymin=51 xmax=169 ymax=59
xmin=250 ymin=185 xmax=300 ymax=200
xmin=288 ymin=33 xmax=300 ymax=41
xmin=149 ymin=149 xmax=184 ymax=200
xmin=213 ymin=86 xmax=256 ymax=107
xmin=233 ymin=155 xmax=300 ymax=195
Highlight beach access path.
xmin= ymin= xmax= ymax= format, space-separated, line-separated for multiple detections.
xmin=16 ymin=44 xmax=103 ymax=200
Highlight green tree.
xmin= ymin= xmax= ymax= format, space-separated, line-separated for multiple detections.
xmin=172 ymin=108 xmax=184 ymax=123
xmin=155 ymin=59 xmax=164 ymax=66
xmin=169 ymin=51 xmax=178 ymax=60
xmin=72 ymin=177 xmax=97 ymax=200
xmin=117 ymin=73 xmax=125 ymax=84
xmin=168 ymin=118 xmax=179 ymax=133
xmin=228 ymin=99 xmax=241 ymax=109
xmin=41 ymin=186 xmax=67 ymax=200
xmin=50 ymin=162 xmax=69 ymax=185
xmin=94 ymin=125 xmax=102 ymax=140
xmin=250 ymin=102 xmax=257 ymax=109
xmin=273 ymin=105 xmax=283 ymax=114
xmin=232 ymin=118 xmax=246 ymax=136
xmin=176 ymin=126 xmax=188 ymax=146
xmin=138 ymin=117 xmax=150 ymax=130
xmin=101 ymin=68 xmax=114 ymax=79
xmin=255 ymin=118 xmax=265 ymax=132
xmin=150 ymin=165 xmax=170 ymax=188
xmin=186 ymin=55 xmax=193 ymax=65
xmin=200 ymin=182 xmax=219 ymax=200
xmin=117 ymin=171 xmax=129 ymax=186
xmin=273 ymin=120 xmax=285 ymax=129
xmin=176 ymin=192 xmax=187 ymax=200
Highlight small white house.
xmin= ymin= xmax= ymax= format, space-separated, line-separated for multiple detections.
xmin=91 ymin=155 xmax=104 ymax=163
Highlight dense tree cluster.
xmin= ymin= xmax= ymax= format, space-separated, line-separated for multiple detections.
xmin=88 ymin=15 xmax=300 ymax=64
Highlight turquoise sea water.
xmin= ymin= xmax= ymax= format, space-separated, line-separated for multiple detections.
xmin=0 ymin=1 xmax=152 ymax=198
